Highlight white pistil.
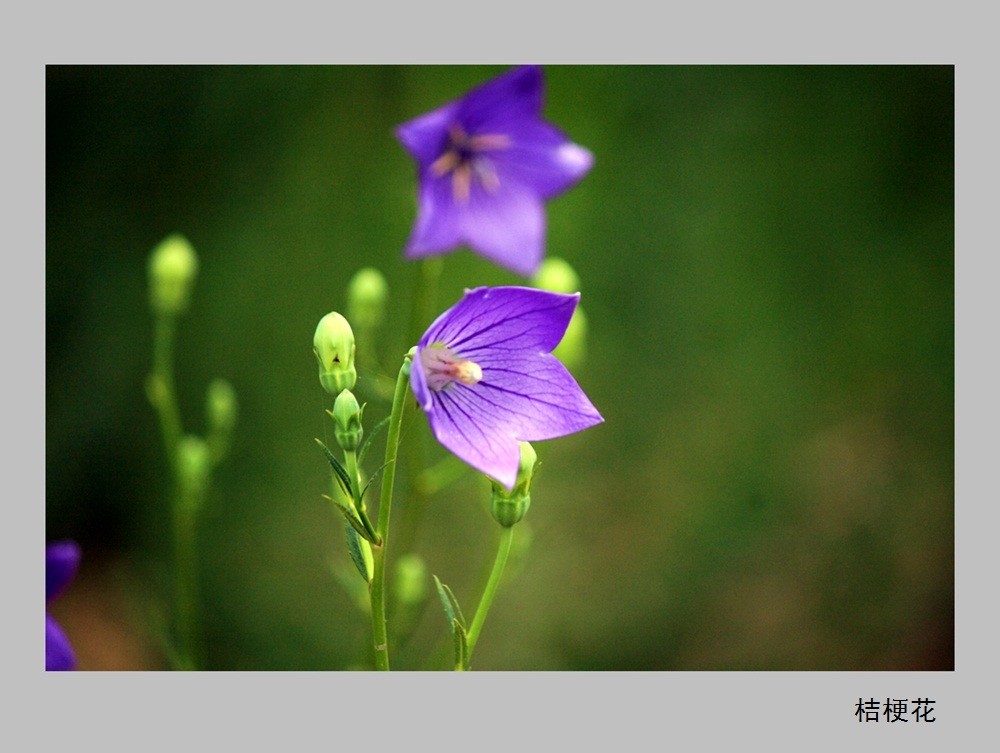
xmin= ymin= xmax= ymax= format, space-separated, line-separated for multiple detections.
xmin=454 ymin=359 xmax=483 ymax=385
xmin=422 ymin=344 xmax=483 ymax=391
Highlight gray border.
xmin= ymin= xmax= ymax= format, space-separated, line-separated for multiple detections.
xmin=19 ymin=0 xmax=986 ymax=747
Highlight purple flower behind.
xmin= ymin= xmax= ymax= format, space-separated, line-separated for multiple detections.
xmin=396 ymin=66 xmax=593 ymax=277
xmin=46 ymin=541 xmax=80 ymax=671
xmin=410 ymin=286 xmax=603 ymax=490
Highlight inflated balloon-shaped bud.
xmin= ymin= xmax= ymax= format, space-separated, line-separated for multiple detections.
xmin=489 ymin=441 xmax=538 ymax=528
xmin=553 ymin=304 xmax=587 ymax=370
xmin=148 ymin=234 xmax=199 ymax=316
xmin=206 ymin=378 xmax=238 ymax=436
xmin=205 ymin=378 xmax=238 ymax=462
xmin=531 ymin=257 xmax=587 ymax=368
xmin=531 ymin=256 xmax=580 ymax=295
xmin=332 ymin=389 xmax=364 ymax=452
xmin=177 ymin=435 xmax=211 ymax=503
xmin=347 ymin=267 xmax=388 ymax=331
xmin=393 ymin=553 xmax=429 ymax=607
xmin=313 ymin=312 xmax=357 ymax=394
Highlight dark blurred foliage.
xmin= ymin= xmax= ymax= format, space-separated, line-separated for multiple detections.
xmin=46 ymin=65 xmax=952 ymax=670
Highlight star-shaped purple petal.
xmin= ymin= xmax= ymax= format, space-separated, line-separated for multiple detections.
xmin=410 ymin=286 xmax=603 ymax=490
xmin=46 ymin=541 xmax=80 ymax=671
xmin=396 ymin=66 xmax=593 ymax=277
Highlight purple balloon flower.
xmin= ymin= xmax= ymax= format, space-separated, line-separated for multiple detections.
xmin=46 ymin=540 xmax=80 ymax=671
xmin=396 ymin=65 xmax=594 ymax=277
xmin=410 ymin=286 xmax=603 ymax=490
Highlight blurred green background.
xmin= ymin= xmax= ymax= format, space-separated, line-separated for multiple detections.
xmin=46 ymin=65 xmax=953 ymax=671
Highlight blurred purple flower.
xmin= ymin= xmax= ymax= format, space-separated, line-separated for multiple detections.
xmin=46 ymin=541 xmax=80 ymax=671
xmin=410 ymin=286 xmax=603 ymax=490
xmin=396 ymin=66 xmax=593 ymax=277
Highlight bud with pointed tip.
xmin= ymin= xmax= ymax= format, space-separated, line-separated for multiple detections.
xmin=313 ymin=312 xmax=357 ymax=394
xmin=332 ymin=389 xmax=363 ymax=452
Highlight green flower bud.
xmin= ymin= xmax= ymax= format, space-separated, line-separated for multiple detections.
xmin=553 ymin=305 xmax=588 ymax=370
xmin=177 ymin=435 xmax=210 ymax=501
xmin=148 ymin=234 xmax=199 ymax=315
xmin=531 ymin=257 xmax=580 ymax=295
xmin=313 ymin=312 xmax=357 ymax=394
xmin=393 ymin=553 xmax=429 ymax=607
xmin=490 ymin=441 xmax=538 ymax=527
xmin=532 ymin=258 xmax=587 ymax=369
xmin=332 ymin=389 xmax=363 ymax=452
xmin=347 ymin=267 xmax=388 ymax=330
xmin=206 ymin=378 xmax=238 ymax=436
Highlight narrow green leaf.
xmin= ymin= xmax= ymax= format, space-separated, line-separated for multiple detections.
xmin=359 ymin=458 xmax=394 ymax=503
xmin=315 ymin=438 xmax=352 ymax=496
xmin=433 ymin=575 xmax=457 ymax=634
xmin=453 ymin=619 xmax=469 ymax=671
xmin=344 ymin=520 xmax=373 ymax=583
xmin=323 ymin=494 xmax=377 ymax=544
xmin=441 ymin=582 xmax=467 ymax=630
xmin=358 ymin=414 xmax=390 ymax=466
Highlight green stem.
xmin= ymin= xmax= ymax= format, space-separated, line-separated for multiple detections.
xmin=406 ymin=256 xmax=443 ymax=350
xmin=152 ymin=315 xmax=183 ymax=467
xmin=173 ymin=483 xmax=203 ymax=669
xmin=151 ymin=313 xmax=202 ymax=669
xmin=466 ymin=526 xmax=515 ymax=663
xmin=369 ymin=354 xmax=412 ymax=671
xmin=396 ymin=258 xmax=443 ymax=555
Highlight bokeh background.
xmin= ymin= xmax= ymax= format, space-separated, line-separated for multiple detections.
xmin=46 ymin=65 xmax=953 ymax=671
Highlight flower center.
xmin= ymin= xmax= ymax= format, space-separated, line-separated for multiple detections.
xmin=429 ymin=124 xmax=510 ymax=204
xmin=421 ymin=343 xmax=483 ymax=391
